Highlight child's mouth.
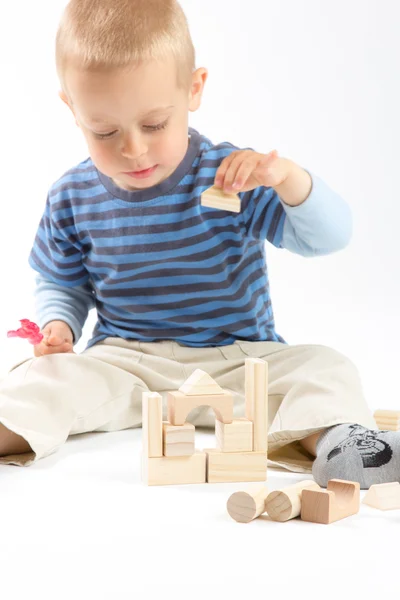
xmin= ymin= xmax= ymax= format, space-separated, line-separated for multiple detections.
xmin=123 ymin=165 xmax=158 ymax=179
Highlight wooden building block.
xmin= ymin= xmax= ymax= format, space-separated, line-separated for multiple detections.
xmin=300 ymin=479 xmax=360 ymax=524
xmin=245 ymin=358 xmax=268 ymax=452
xmin=374 ymin=410 xmax=400 ymax=431
xmin=162 ymin=421 xmax=195 ymax=457
xmin=362 ymin=482 xmax=400 ymax=510
xmin=373 ymin=409 xmax=400 ymax=419
xmin=167 ymin=390 xmax=233 ymax=426
xmin=374 ymin=411 xmax=400 ymax=430
xmin=374 ymin=416 xmax=400 ymax=426
xmin=376 ymin=422 xmax=400 ymax=431
xmin=142 ymin=391 xmax=163 ymax=458
xmin=143 ymin=451 xmax=207 ymax=486
xmin=227 ymin=485 xmax=270 ymax=523
xmin=201 ymin=185 xmax=241 ymax=213
xmin=205 ymin=449 xmax=267 ymax=483
xmin=215 ymin=418 xmax=253 ymax=452
xmin=179 ymin=369 xmax=224 ymax=396
xmin=265 ymin=480 xmax=321 ymax=522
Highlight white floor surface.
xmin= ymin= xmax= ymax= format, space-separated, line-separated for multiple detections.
xmin=0 ymin=427 xmax=398 ymax=600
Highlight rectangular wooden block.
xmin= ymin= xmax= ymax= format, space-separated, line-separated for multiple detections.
xmin=163 ymin=421 xmax=195 ymax=457
xmin=245 ymin=358 xmax=268 ymax=452
xmin=374 ymin=416 xmax=400 ymax=425
xmin=143 ymin=451 xmax=207 ymax=486
xmin=215 ymin=418 xmax=253 ymax=452
xmin=376 ymin=422 xmax=400 ymax=431
xmin=374 ymin=411 xmax=400 ymax=431
xmin=201 ymin=186 xmax=241 ymax=213
xmin=205 ymin=449 xmax=267 ymax=483
xmin=374 ymin=410 xmax=400 ymax=419
xmin=142 ymin=391 xmax=163 ymax=458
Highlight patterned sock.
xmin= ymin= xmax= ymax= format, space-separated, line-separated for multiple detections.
xmin=312 ymin=423 xmax=400 ymax=490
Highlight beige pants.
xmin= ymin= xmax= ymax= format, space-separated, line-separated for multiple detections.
xmin=0 ymin=338 xmax=377 ymax=472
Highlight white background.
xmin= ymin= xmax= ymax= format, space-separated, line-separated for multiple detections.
xmin=1 ymin=0 xmax=399 ymax=409
xmin=0 ymin=2 xmax=399 ymax=598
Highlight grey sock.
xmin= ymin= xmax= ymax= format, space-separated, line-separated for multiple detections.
xmin=312 ymin=423 xmax=400 ymax=490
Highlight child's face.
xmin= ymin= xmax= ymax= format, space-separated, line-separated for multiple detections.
xmin=60 ymin=57 xmax=207 ymax=191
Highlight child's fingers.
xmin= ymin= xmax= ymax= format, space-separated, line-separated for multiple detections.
xmin=34 ymin=340 xmax=74 ymax=358
xmin=214 ymin=152 xmax=241 ymax=188
xmin=229 ymin=157 xmax=258 ymax=191
xmin=223 ymin=152 xmax=255 ymax=191
xmin=42 ymin=327 xmax=73 ymax=347
xmin=46 ymin=334 xmax=65 ymax=346
xmin=259 ymin=149 xmax=279 ymax=168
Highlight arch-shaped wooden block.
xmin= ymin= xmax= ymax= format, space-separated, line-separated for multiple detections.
xmin=167 ymin=390 xmax=233 ymax=426
xmin=301 ymin=479 xmax=360 ymax=524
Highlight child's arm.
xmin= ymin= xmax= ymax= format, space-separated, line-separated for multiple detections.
xmin=215 ymin=149 xmax=352 ymax=256
xmin=33 ymin=274 xmax=95 ymax=345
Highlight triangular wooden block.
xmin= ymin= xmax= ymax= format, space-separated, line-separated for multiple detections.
xmin=362 ymin=482 xmax=400 ymax=510
xmin=179 ymin=369 xmax=224 ymax=396
xmin=201 ymin=186 xmax=241 ymax=213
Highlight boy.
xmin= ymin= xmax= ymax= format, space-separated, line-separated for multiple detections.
xmin=0 ymin=0 xmax=396 ymax=489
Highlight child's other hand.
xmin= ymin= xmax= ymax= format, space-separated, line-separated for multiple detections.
xmin=34 ymin=320 xmax=74 ymax=357
xmin=214 ymin=150 xmax=292 ymax=193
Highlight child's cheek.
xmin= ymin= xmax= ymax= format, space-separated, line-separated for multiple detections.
xmin=90 ymin=141 xmax=115 ymax=172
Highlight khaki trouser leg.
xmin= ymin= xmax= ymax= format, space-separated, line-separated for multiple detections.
xmin=0 ymin=338 xmax=376 ymax=473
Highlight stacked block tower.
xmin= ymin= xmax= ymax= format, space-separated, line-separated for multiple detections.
xmin=142 ymin=357 xmax=268 ymax=486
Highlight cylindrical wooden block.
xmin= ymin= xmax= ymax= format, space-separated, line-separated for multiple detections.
xmin=227 ymin=485 xmax=270 ymax=523
xmin=265 ymin=480 xmax=320 ymax=522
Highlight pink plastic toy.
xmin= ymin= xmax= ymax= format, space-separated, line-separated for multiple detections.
xmin=7 ymin=319 xmax=44 ymax=345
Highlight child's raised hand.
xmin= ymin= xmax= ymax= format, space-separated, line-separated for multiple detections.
xmin=34 ymin=320 xmax=74 ymax=357
xmin=214 ymin=149 xmax=292 ymax=193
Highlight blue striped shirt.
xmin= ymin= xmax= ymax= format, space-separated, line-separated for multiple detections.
xmin=29 ymin=127 xmax=352 ymax=349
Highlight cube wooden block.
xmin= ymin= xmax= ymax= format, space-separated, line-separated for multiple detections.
xmin=205 ymin=448 xmax=267 ymax=483
xmin=215 ymin=418 xmax=253 ymax=452
xmin=163 ymin=421 xmax=195 ymax=457
xmin=142 ymin=451 xmax=207 ymax=486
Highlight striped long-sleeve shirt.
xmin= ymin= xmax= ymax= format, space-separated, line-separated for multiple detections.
xmin=29 ymin=127 xmax=352 ymax=349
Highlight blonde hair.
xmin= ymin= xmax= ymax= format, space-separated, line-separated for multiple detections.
xmin=55 ymin=0 xmax=196 ymax=95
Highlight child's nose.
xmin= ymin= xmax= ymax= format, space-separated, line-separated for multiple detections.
xmin=121 ymin=133 xmax=148 ymax=159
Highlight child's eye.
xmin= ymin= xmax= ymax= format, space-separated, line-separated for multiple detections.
xmin=94 ymin=130 xmax=117 ymax=140
xmin=93 ymin=119 xmax=168 ymax=140
xmin=143 ymin=119 xmax=169 ymax=132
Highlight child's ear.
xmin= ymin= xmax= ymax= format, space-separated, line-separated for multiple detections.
xmin=58 ymin=90 xmax=71 ymax=107
xmin=188 ymin=67 xmax=208 ymax=112
xmin=58 ymin=90 xmax=79 ymax=127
